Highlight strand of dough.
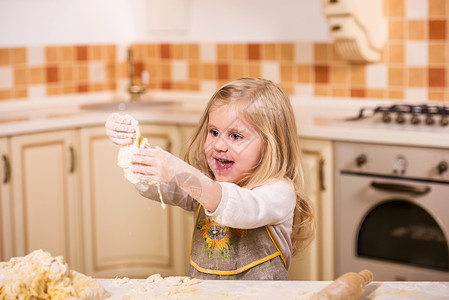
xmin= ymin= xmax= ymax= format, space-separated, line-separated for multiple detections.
xmin=156 ymin=181 xmax=165 ymax=208
xmin=117 ymin=114 xmax=166 ymax=208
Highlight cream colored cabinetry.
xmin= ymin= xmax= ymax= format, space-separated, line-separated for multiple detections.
xmin=289 ymin=138 xmax=334 ymax=281
xmin=6 ymin=130 xmax=82 ymax=269
xmin=0 ymin=137 xmax=12 ymax=261
xmin=178 ymin=125 xmax=197 ymax=273
xmin=79 ymin=124 xmax=190 ymax=278
xmin=1 ymin=124 xmax=193 ymax=278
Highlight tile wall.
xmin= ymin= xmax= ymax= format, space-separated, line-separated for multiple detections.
xmin=0 ymin=0 xmax=447 ymax=103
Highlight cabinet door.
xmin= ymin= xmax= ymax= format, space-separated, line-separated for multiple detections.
xmin=79 ymin=124 xmax=189 ymax=278
xmin=178 ymin=125 xmax=196 ymax=274
xmin=9 ymin=130 xmax=80 ymax=267
xmin=289 ymin=138 xmax=334 ymax=281
xmin=0 ymin=137 xmax=12 ymax=261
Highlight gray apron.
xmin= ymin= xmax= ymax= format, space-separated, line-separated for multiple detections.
xmin=189 ymin=205 xmax=289 ymax=280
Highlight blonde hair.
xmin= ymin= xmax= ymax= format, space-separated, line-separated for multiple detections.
xmin=185 ymin=78 xmax=315 ymax=256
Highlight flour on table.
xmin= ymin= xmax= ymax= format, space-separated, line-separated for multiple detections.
xmin=159 ymin=276 xmax=200 ymax=287
xmin=120 ymin=274 xmax=201 ymax=299
xmin=117 ymin=114 xmax=166 ymax=208
xmin=0 ymin=249 xmax=110 ymax=300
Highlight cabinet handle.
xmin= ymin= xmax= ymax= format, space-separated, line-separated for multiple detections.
xmin=319 ymin=157 xmax=326 ymax=191
xmin=331 ymin=25 xmax=341 ymax=31
xmin=2 ymin=154 xmax=10 ymax=184
xmin=69 ymin=146 xmax=75 ymax=173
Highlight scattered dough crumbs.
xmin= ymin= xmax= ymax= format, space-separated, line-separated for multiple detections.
xmin=116 ymin=114 xmax=166 ymax=208
xmin=0 ymin=249 xmax=110 ymax=300
xmin=121 ymin=274 xmax=201 ymax=299
xmin=110 ymin=276 xmax=130 ymax=286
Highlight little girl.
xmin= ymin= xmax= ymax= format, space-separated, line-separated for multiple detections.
xmin=105 ymin=77 xmax=315 ymax=280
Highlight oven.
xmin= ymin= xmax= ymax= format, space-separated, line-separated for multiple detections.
xmin=334 ymin=104 xmax=449 ymax=281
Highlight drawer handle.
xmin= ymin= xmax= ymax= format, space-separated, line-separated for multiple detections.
xmin=331 ymin=25 xmax=342 ymax=31
xmin=371 ymin=181 xmax=430 ymax=196
xmin=2 ymin=154 xmax=10 ymax=184
xmin=69 ymin=146 xmax=75 ymax=173
xmin=319 ymin=157 xmax=326 ymax=191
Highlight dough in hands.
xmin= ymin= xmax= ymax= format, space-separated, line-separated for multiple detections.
xmin=116 ymin=114 xmax=166 ymax=208
xmin=117 ymin=114 xmax=150 ymax=184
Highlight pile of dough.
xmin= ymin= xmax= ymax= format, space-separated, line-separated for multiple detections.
xmin=0 ymin=249 xmax=110 ymax=300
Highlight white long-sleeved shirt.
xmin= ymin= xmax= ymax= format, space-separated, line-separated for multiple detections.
xmin=135 ymin=179 xmax=296 ymax=268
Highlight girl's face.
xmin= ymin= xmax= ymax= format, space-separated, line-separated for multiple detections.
xmin=204 ymin=104 xmax=263 ymax=184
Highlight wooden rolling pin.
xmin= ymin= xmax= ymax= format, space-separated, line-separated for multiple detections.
xmin=311 ymin=269 xmax=374 ymax=300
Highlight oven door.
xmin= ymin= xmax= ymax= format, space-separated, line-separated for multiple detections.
xmin=335 ymin=172 xmax=449 ymax=281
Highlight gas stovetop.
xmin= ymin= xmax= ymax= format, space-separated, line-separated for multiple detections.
xmin=349 ymin=104 xmax=449 ymax=126
xmin=336 ymin=104 xmax=449 ymax=133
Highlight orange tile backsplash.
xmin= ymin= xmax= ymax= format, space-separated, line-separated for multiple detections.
xmin=408 ymin=20 xmax=427 ymax=40
xmin=428 ymin=0 xmax=445 ymax=17
xmin=388 ymin=0 xmax=405 ymax=17
xmin=0 ymin=0 xmax=448 ymax=103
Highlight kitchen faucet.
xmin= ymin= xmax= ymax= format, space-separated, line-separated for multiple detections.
xmin=127 ymin=47 xmax=148 ymax=101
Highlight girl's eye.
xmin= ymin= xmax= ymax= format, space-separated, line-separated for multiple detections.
xmin=210 ymin=129 xmax=219 ymax=137
xmin=231 ymin=133 xmax=243 ymax=140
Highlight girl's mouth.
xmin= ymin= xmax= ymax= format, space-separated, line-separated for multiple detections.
xmin=214 ymin=158 xmax=234 ymax=172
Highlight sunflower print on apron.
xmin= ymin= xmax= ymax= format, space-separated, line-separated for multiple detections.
xmin=189 ymin=204 xmax=289 ymax=280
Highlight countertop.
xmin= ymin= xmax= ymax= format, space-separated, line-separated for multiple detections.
xmin=97 ymin=277 xmax=449 ymax=299
xmin=1 ymin=91 xmax=448 ymax=149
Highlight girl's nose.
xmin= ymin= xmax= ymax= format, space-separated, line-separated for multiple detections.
xmin=213 ymin=137 xmax=228 ymax=152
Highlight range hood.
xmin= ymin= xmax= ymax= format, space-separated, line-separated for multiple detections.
xmin=323 ymin=0 xmax=386 ymax=63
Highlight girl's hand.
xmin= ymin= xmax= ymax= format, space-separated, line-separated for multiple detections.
xmin=130 ymin=147 xmax=180 ymax=184
xmin=105 ymin=113 xmax=136 ymax=145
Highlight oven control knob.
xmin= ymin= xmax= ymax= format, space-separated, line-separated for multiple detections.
xmin=382 ymin=112 xmax=391 ymax=123
xmin=396 ymin=113 xmax=406 ymax=124
xmin=438 ymin=161 xmax=448 ymax=175
xmin=410 ymin=114 xmax=420 ymax=125
xmin=393 ymin=156 xmax=407 ymax=175
xmin=441 ymin=116 xmax=449 ymax=127
xmin=356 ymin=154 xmax=367 ymax=167
xmin=425 ymin=114 xmax=435 ymax=125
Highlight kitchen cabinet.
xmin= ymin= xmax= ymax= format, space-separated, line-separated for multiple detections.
xmin=1 ymin=123 xmax=195 ymax=278
xmin=79 ymin=124 xmax=191 ymax=278
xmin=178 ymin=125 xmax=197 ymax=273
xmin=178 ymin=124 xmax=196 ymax=159
xmin=0 ymin=137 xmax=12 ymax=261
xmin=6 ymin=130 xmax=82 ymax=269
xmin=289 ymin=138 xmax=334 ymax=281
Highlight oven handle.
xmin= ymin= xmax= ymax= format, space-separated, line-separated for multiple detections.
xmin=371 ymin=181 xmax=431 ymax=195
